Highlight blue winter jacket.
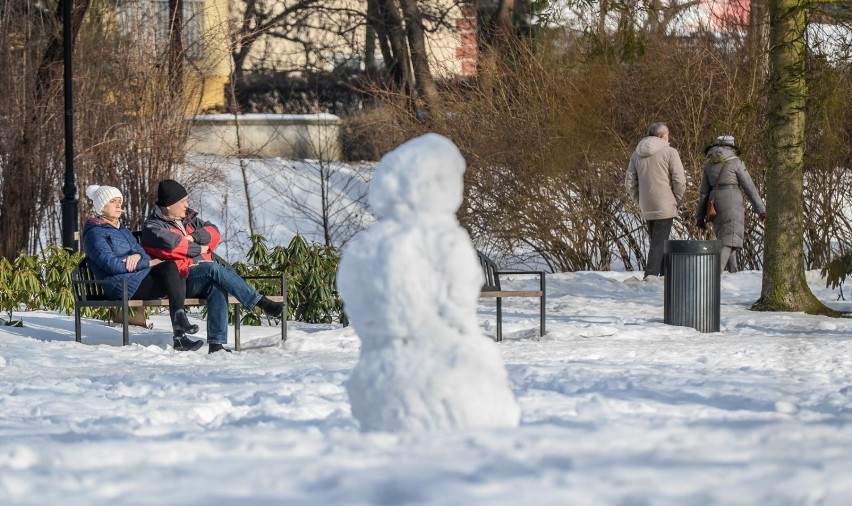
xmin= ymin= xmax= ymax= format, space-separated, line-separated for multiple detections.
xmin=82 ymin=216 xmax=151 ymax=300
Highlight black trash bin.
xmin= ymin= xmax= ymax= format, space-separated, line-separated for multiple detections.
xmin=664 ymin=240 xmax=721 ymax=333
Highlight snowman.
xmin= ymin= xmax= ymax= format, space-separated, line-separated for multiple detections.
xmin=337 ymin=133 xmax=520 ymax=432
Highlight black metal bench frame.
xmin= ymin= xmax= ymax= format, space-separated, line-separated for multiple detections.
xmin=477 ymin=251 xmax=546 ymax=342
xmin=71 ymin=257 xmax=287 ymax=351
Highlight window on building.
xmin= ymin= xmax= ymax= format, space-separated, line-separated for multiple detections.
xmin=116 ymin=0 xmax=207 ymax=60
xmin=153 ymin=0 xmax=206 ymax=60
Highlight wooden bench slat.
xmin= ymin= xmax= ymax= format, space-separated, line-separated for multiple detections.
xmin=118 ymin=295 xmax=287 ymax=307
xmin=476 ymin=250 xmax=546 ymax=342
xmin=480 ymin=290 xmax=544 ymax=298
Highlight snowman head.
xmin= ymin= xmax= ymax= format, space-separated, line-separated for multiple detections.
xmin=369 ymin=133 xmax=466 ymax=222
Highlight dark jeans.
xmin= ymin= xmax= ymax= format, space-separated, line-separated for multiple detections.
xmin=185 ymin=262 xmax=262 ymax=344
xmin=645 ymin=218 xmax=674 ymax=278
xmin=132 ymin=261 xmax=186 ymax=320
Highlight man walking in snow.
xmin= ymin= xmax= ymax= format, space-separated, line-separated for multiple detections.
xmin=625 ymin=122 xmax=686 ymax=278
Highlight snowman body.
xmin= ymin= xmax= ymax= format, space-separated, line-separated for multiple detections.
xmin=338 ymin=133 xmax=520 ymax=432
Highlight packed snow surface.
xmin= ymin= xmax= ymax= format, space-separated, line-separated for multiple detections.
xmin=1 ymin=269 xmax=850 ymax=504
xmin=3 ymin=151 xmax=850 ymax=504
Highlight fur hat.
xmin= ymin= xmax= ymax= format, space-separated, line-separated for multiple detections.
xmin=85 ymin=185 xmax=123 ymax=215
xmin=156 ymin=179 xmax=188 ymax=207
xmin=704 ymin=135 xmax=740 ymax=156
xmin=716 ymin=135 xmax=736 ymax=147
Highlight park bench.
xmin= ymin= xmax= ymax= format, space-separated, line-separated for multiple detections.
xmin=477 ymin=251 xmax=546 ymax=342
xmin=71 ymin=256 xmax=287 ymax=351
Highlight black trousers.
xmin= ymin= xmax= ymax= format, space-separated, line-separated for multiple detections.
xmin=645 ymin=217 xmax=674 ymax=277
xmin=131 ymin=261 xmax=186 ymax=319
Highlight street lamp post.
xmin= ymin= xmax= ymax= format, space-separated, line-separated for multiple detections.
xmin=60 ymin=0 xmax=78 ymax=252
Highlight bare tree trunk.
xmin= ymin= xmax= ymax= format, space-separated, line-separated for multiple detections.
xmin=377 ymin=0 xmax=413 ymax=94
xmin=231 ymin=108 xmax=256 ymax=237
xmin=475 ymin=0 xmax=516 ymax=103
xmin=223 ymin=40 xmax=256 ymax=236
xmin=597 ymin=0 xmax=609 ymax=55
xmin=239 ymin=158 xmax=257 ymax=237
xmin=752 ymin=0 xmax=834 ymax=314
xmin=494 ymin=0 xmax=515 ymax=38
xmin=168 ymin=0 xmax=184 ymax=97
xmin=367 ymin=0 xmax=394 ymax=75
xmin=229 ymin=0 xmax=259 ymax=111
xmin=320 ymin=163 xmax=331 ymax=247
xmin=365 ymin=0 xmax=378 ymax=76
xmin=749 ymin=0 xmax=768 ymax=64
xmin=398 ymin=0 xmax=440 ymax=110
xmin=749 ymin=0 xmax=767 ymax=46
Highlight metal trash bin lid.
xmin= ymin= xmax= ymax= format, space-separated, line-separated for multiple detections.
xmin=665 ymin=240 xmax=721 ymax=255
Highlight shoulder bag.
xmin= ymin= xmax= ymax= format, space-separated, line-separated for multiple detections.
xmin=706 ymin=159 xmax=735 ymax=222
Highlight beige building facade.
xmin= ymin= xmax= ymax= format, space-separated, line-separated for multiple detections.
xmin=182 ymin=0 xmax=477 ymax=111
xmin=238 ymin=0 xmax=478 ymax=79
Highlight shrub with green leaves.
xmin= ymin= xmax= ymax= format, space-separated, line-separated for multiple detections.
xmin=0 ymin=237 xmax=343 ymax=327
xmin=0 ymin=244 xmax=84 ymax=325
xmin=822 ymin=252 xmax=852 ymax=301
xmin=233 ymin=234 xmax=343 ymax=324
xmin=40 ymin=244 xmax=81 ymax=315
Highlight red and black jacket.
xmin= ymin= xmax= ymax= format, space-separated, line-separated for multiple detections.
xmin=140 ymin=206 xmax=221 ymax=278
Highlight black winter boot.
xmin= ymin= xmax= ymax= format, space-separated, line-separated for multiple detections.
xmin=173 ymin=310 xmax=199 ymax=335
xmin=173 ymin=334 xmax=204 ymax=352
xmin=256 ymin=296 xmax=284 ymax=318
xmin=208 ymin=342 xmax=232 ymax=354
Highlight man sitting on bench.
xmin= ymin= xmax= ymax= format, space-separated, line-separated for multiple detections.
xmin=140 ymin=179 xmax=284 ymax=354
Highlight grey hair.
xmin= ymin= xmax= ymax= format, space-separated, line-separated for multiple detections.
xmin=647 ymin=122 xmax=668 ymax=137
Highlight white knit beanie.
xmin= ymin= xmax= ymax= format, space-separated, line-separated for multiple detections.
xmin=716 ymin=135 xmax=736 ymax=147
xmin=85 ymin=185 xmax=123 ymax=215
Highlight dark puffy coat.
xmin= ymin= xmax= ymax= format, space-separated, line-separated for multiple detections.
xmin=140 ymin=207 xmax=221 ymax=278
xmin=695 ymin=145 xmax=766 ymax=248
xmin=82 ymin=217 xmax=152 ymax=300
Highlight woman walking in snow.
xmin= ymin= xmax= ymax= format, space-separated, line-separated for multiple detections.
xmin=695 ymin=136 xmax=766 ymax=273
xmin=82 ymin=184 xmax=202 ymax=351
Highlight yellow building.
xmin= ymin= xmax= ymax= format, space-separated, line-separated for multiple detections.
xmin=236 ymin=0 xmax=477 ymax=79
xmin=184 ymin=0 xmax=230 ymax=112
xmin=115 ymin=0 xmax=231 ymax=113
xmin=118 ymin=0 xmax=476 ymax=113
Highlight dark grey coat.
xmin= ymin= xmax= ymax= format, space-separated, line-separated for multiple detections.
xmin=695 ymin=145 xmax=766 ymax=248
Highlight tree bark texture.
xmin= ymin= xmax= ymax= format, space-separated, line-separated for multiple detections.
xmin=168 ymin=0 xmax=185 ymax=97
xmin=494 ymin=0 xmax=515 ymax=40
xmin=398 ymin=0 xmax=440 ymax=109
xmin=753 ymin=0 xmax=834 ymax=314
xmin=376 ymin=0 xmax=413 ymax=94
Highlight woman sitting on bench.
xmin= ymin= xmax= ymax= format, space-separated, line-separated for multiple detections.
xmin=82 ymin=185 xmax=203 ymax=352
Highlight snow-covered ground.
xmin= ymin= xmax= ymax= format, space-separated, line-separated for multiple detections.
xmin=3 ymin=148 xmax=851 ymax=504
xmin=186 ymin=154 xmax=373 ymax=259
xmin=1 ymin=269 xmax=850 ymax=505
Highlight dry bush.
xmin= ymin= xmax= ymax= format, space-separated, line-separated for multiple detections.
xmin=0 ymin=1 xmax=65 ymax=253
xmin=62 ymin=9 xmax=193 ymax=231
xmin=419 ymin=35 xmax=773 ymax=271
xmin=351 ymin=33 xmax=852 ymax=273
xmin=611 ymin=35 xmax=770 ymax=270
xmin=0 ymin=2 xmax=193 ymax=252
xmin=801 ymin=59 xmax=852 ymax=270
xmin=339 ymin=106 xmax=407 ymax=162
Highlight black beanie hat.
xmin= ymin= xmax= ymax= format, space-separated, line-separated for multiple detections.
xmin=156 ymin=179 xmax=188 ymax=207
